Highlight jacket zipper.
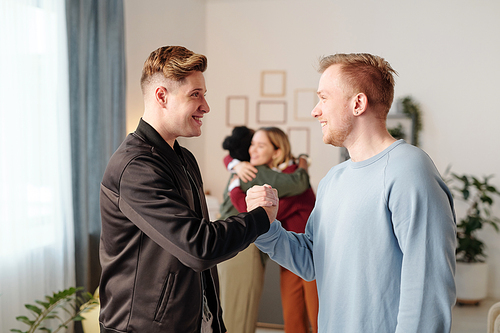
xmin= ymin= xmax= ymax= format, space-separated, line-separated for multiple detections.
xmin=182 ymin=164 xmax=221 ymax=331
xmin=208 ymin=269 xmax=222 ymax=331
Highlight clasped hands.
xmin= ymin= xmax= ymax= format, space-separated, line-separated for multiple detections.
xmin=245 ymin=184 xmax=279 ymax=224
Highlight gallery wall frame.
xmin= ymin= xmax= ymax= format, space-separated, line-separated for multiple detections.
xmin=256 ymin=101 xmax=287 ymax=124
xmin=287 ymin=127 xmax=310 ymax=156
xmin=261 ymin=70 xmax=287 ymax=97
xmin=226 ymin=95 xmax=249 ymax=126
xmin=294 ymin=88 xmax=318 ymax=121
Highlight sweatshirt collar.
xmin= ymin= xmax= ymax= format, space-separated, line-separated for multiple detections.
xmin=349 ymin=139 xmax=405 ymax=169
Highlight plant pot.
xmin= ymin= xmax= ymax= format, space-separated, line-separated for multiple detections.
xmin=455 ymin=261 xmax=488 ymax=305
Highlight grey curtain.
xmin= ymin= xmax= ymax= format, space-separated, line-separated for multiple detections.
xmin=66 ymin=0 xmax=126 ymax=297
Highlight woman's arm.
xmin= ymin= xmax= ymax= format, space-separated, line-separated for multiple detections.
xmin=239 ymin=165 xmax=310 ymax=197
xmin=224 ymin=155 xmax=257 ymax=182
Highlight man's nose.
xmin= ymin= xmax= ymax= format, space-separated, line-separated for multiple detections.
xmin=201 ymin=97 xmax=210 ymax=113
xmin=311 ymin=102 xmax=321 ymax=117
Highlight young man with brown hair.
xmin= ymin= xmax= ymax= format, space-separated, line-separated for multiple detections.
xmin=99 ymin=46 xmax=277 ymax=333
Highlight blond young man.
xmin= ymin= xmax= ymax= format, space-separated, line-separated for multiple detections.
xmin=248 ymin=53 xmax=456 ymax=333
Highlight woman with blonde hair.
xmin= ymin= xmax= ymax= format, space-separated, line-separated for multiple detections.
xmin=218 ymin=126 xmax=311 ymax=333
xmin=230 ymin=127 xmax=319 ymax=333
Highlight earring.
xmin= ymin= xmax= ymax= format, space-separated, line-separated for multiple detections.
xmin=355 ymin=111 xmax=359 ymax=115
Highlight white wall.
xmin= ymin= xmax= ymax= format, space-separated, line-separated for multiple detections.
xmin=124 ymin=0 xmax=500 ymax=301
xmin=124 ymin=0 xmax=207 ymax=170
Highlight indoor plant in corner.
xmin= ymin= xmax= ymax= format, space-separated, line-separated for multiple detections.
xmin=11 ymin=287 xmax=98 ymax=333
xmin=449 ymin=173 xmax=500 ymax=305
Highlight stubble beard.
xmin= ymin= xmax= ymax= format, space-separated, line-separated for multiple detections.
xmin=323 ymin=113 xmax=353 ymax=147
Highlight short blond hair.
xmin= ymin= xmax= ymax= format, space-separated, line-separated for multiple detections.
xmin=318 ymin=53 xmax=397 ymax=116
xmin=140 ymin=46 xmax=207 ymax=93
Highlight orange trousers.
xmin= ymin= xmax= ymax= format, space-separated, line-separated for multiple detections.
xmin=280 ymin=267 xmax=319 ymax=333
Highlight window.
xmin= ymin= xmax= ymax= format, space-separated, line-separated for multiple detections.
xmin=0 ymin=0 xmax=75 ymax=331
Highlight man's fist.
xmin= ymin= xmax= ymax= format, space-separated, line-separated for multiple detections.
xmin=246 ymin=184 xmax=279 ymax=223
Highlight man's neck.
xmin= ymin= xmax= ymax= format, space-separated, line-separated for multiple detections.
xmin=142 ymin=112 xmax=176 ymax=148
xmin=345 ymin=130 xmax=396 ymax=162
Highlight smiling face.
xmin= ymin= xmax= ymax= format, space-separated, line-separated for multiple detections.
xmin=312 ymin=64 xmax=354 ymax=147
xmin=161 ymin=71 xmax=209 ymax=146
xmin=249 ymin=130 xmax=280 ymax=167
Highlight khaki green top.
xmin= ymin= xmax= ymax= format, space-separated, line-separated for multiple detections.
xmin=239 ymin=165 xmax=310 ymax=198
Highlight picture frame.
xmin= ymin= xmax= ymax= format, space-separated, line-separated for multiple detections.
xmin=226 ymin=96 xmax=249 ymax=127
xmin=287 ymin=127 xmax=310 ymax=156
xmin=261 ymin=70 xmax=286 ymax=97
xmin=294 ymin=89 xmax=317 ymax=121
xmin=256 ymin=101 xmax=287 ymax=124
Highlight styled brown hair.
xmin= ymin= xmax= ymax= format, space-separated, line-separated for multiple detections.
xmin=140 ymin=46 xmax=207 ymax=93
xmin=318 ymin=53 xmax=397 ymax=116
xmin=258 ymin=127 xmax=293 ymax=170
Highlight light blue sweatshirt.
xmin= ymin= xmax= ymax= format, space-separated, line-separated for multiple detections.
xmin=255 ymin=140 xmax=456 ymax=333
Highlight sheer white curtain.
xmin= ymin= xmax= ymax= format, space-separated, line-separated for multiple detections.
xmin=0 ymin=0 xmax=75 ymax=331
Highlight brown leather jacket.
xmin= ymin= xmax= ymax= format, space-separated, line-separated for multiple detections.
xmin=99 ymin=119 xmax=269 ymax=332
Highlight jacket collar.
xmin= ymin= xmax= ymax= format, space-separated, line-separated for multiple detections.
xmin=135 ymin=118 xmax=187 ymax=167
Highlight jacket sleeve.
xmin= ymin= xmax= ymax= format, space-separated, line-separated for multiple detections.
xmin=116 ymin=155 xmax=270 ymax=272
xmin=239 ymin=165 xmax=310 ymax=197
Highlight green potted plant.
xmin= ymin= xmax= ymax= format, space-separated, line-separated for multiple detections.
xmin=387 ymin=96 xmax=422 ymax=147
xmin=11 ymin=287 xmax=98 ymax=333
xmin=448 ymin=172 xmax=500 ymax=305
xmin=399 ymin=96 xmax=422 ymax=147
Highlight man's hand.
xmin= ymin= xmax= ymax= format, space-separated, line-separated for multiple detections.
xmin=246 ymin=184 xmax=279 ymax=223
xmin=233 ymin=161 xmax=258 ymax=183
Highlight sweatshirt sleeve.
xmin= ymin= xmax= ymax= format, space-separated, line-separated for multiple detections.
xmin=386 ymin=150 xmax=456 ymax=333
xmin=254 ymin=218 xmax=316 ymax=281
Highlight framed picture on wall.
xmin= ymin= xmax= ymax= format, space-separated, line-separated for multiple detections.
xmin=261 ymin=70 xmax=286 ymax=97
xmin=256 ymin=101 xmax=287 ymax=124
xmin=226 ymin=96 xmax=249 ymax=127
xmin=287 ymin=127 xmax=310 ymax=156
xmin=294 ymin=89 xmax=317 ymax=121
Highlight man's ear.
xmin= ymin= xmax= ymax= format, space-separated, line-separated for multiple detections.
xmin=353 ymin=93 xmax=368 ymax=116
xmin=155 ymin=86 xmax=168 ymax=107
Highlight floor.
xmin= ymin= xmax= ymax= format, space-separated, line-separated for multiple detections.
xmin=451 ymin=298 xmax=498 ymax=333
xmin=255 ymin=298 xmax=499 ymax=333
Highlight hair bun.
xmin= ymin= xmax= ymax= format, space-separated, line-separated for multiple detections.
xmin=222 ymin=126 xmax=254 ymax=162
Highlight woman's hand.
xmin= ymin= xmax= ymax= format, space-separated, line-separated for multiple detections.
xmin=233 ymin=161 xmax=258 ymax=183
xmin=298 ymin=156 xmax=308 ymax=172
